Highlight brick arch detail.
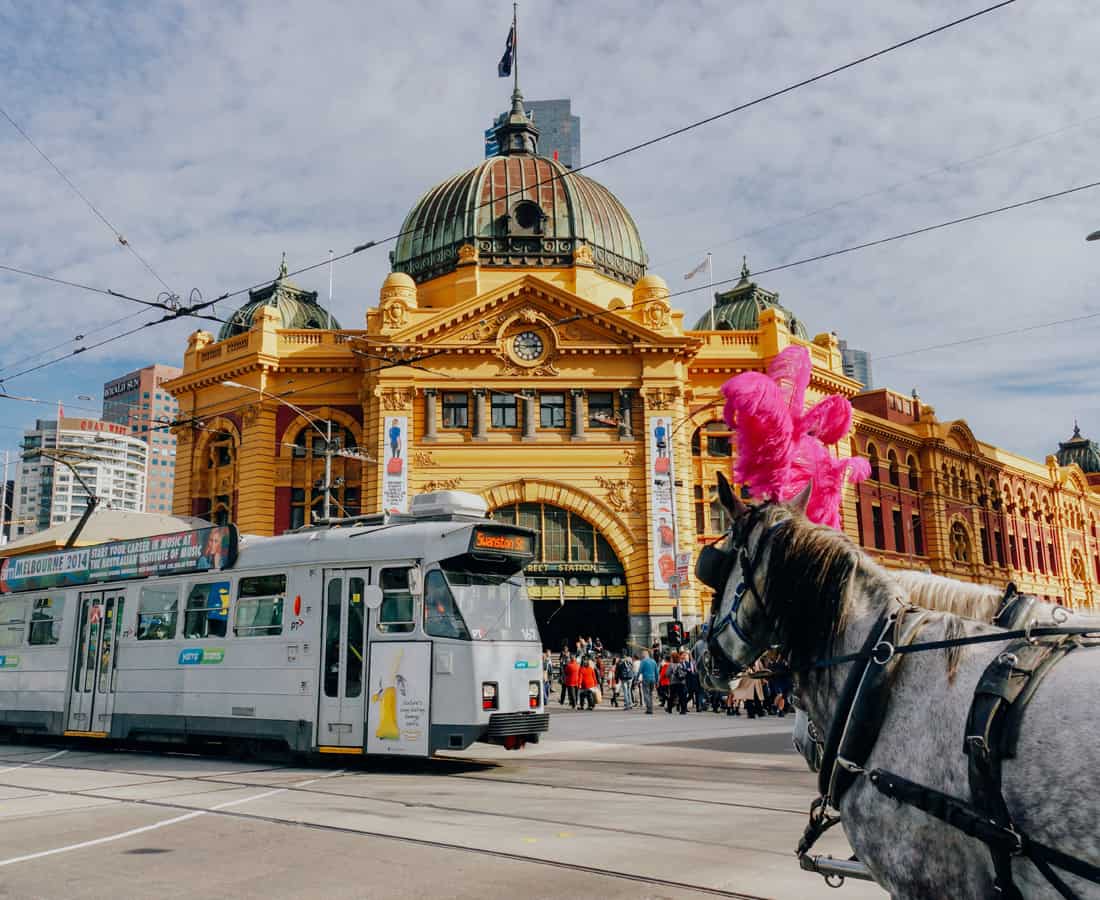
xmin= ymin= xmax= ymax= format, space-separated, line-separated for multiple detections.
xmin=481 ymin=478 xmax=635 ymax=566
xmin=279 ymin=407 xmax=362 ymax=458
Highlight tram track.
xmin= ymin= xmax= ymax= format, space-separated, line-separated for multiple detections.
xmin=0 ymin=747 xmax=809 ymax=819
xmin=0 ymin=767 xmax=777 ymax=899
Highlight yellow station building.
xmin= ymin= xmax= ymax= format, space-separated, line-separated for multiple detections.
xmin=164 ymin=88 xmax=1100 ymax=649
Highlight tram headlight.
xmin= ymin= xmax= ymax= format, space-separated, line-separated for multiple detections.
xmin=482 ymin=682 xmax=498 ymax=711
xmin=529 ymin=681 xmax=540 ymax=708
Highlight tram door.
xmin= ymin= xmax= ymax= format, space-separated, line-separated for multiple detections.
xmin=67 ymin=590 xmax=126 ymax=736
xmin=317 ymin=570 xmax=371 ymax=748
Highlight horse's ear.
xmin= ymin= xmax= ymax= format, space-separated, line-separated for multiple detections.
xmin=716 ymin=471 xmax=747 ymax=519
xmin=789 ymin=480 xmax=813 ymax=516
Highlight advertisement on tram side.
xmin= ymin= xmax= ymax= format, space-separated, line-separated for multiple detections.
xmin=0 ymin=526 xmax=238 ymax=594
xmin=367 ymin=641 xmax=430 ymax=756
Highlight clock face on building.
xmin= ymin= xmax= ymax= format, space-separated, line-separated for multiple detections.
xmin=512 ymin=331 xmax=545 ymax=362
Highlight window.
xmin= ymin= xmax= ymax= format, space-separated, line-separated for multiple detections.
xmin=442 ymin=392 xmax=469 ymax=429
xmin=543 ymin=506 xmax=567 ymax=560
xmin=855 ymin=500 xmax=865 ymax=546
xmin=994 ymin=531 xmax=1005 ymax=567
xmin=1035 ymin=541 xmax=1045 ymax=575
xmin=888 ymin=451 xmax=900 ymax=487
xmin=28 ymin=596 xmax=65 ymax=645
xmin=1022 ymin=537 xmax=1032 ymax=571
xmin=137 ymin=585 xmax=179 ymax=640
xmin=235 ymin=574 xmax=286 ymax=637
xmin=911 ymin=514 xmax=924 ymax=556
xmin=0 ymin=598 xmax=26 ymax=649
xmin=705 ymin=421 xmax=732 ymax=457
xmin=709 ymin=485 xmax=731 ymax=534
xmin=184 ymin=581 xmax=230 ymax=638
xmin=491 ymin=393 xmax=517 ymax=428
xmin=570 ymin=514 xmax=595 ymax=561
xmin=424 ymin=569 xmax=471 ymax=639
xmin=892 ymin=509 xmax=905 ymax=553
xmin=540 ymin=393 xmax=565 ymax=428
xmin=871 ymin=506 xmax=885 ymax=550
xmin=1048 ymin=543 xmax=1058 ymax=576
xmin=379 ymin=568 xmax=414 ymax=633
xmin=588 ymin=392 xmax=615 ymax=428
xmin=980 ymin=527 xmax=989 ymax=564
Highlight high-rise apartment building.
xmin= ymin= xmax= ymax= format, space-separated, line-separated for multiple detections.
xmin=102 ymin=364 xmax=182 ymax=514
xmin=485 ymin=98 xmax=580 ymax=167
xmin=10 ymin=419 xmax=149 ymax=539
xmin=838 ymin=339 xmax=873 ymax=389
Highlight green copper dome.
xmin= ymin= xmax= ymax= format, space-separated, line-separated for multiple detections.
xmin=389 ymin=90 xmax=647 ymax=286
xmin=689 ymin=259 xmax=809 ymax=338
xmin=218 ymin=256 xmax=340 ymax=341
xmin=1056 ymin=422 xmax=1100 ymax=474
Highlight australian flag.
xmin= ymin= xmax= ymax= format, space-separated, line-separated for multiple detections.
xmin=497 ymin=25 xmax=515 ymax=77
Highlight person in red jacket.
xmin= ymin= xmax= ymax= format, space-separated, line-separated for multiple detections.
xmin=577 ymin=658 xmax=599 ymax=710
xmin=562 ymin=654 xmax=581 ymax=709
xmin=658 ymin=656 xmax=671 ymax=706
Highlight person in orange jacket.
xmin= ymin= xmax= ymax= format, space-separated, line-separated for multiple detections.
xmin=562 ymin=654 xmax=581 ymax=709
xmin=577 ymin=658 xmax=599 ymax=710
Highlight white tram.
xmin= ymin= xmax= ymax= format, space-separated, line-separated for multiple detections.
xmin=0 ymin=492 xmax=548 ymax=757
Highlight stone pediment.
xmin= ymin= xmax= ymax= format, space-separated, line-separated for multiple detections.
xmin=388 ymin=275 xmax=691 ymax=349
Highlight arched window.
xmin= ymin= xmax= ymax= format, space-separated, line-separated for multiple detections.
xmin=691 ymin=421 xmax=732 ymax=458
xmin=906 ymin=455 xmax=919 ymax=491
xmin=288 ymin=421 xmax=361 ymax=528
xmin=201 ymin=429 xmax=238 ymax=526
xmin=887 ymin=450 xmax=900 ymax=487
xmin=950 ymin=521 xmax=972 ymax=564
xmin=867 ymin=443 xmax=879 ymax=481
xmin=491 ymin=502 xmax=620 ymax=569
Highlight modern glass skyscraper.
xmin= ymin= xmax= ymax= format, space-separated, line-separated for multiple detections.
xmin=485 ymin=98 xmax=580 ymax=167
xmin=838 ymin=339 xmax=873 ymax=389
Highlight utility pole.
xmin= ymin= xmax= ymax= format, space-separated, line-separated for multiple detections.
xmin=0 ymin=449 xmax=9 ymax=545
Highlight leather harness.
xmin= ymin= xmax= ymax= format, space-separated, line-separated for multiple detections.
xmin=700 ymin=516 xmax=1100 ymax=895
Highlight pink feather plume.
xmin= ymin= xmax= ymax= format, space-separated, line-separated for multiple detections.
xmin=719 ymin=345 xmax=869 ymax=529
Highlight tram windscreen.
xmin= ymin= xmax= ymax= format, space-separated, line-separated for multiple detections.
xmin=434 ymin=560 xmax=540 ymax=642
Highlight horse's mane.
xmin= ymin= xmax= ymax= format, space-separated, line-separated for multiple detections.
xmin=890 ymin=570 xmax=1003 ymax=623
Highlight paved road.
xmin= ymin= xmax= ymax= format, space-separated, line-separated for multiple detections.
xmin=0 ymin=707 xmax=885 ymax=899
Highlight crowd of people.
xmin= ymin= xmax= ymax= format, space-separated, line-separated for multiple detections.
xmin=543 ymin=636 xmax=792 ymax=717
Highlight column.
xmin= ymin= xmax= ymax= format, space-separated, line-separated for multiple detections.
xmin=235 ymin=404 xmax=277 ymax=536
xmin=472 ymin=389 xmax=487 ymax=441
xmin=423 ymin=389 xmax=438 ymax=441
xmin=570 ymin=389 xmax=585 ymax=442
xmin=617 ymin=388 xmax=634 ymax=441
xmin=521 ymin=390 xmax=537 ymax=441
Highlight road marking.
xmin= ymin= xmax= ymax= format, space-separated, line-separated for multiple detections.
xmin=0 ymin=749 xmax=68 ymax=775
xmin=0 ymin=768 xmax=344 ymax=868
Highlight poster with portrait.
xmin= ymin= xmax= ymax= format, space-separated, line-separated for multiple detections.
xmin=382 ymin=415 xmax=408 ymax=513
xmin=366 ymin=641 xmax=431 ymax=757
xmin=648 ymin=415 xmax=678 ymax=590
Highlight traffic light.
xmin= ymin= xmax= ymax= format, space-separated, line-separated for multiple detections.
xmin=665 ymin=620 xmax=685 ymax=647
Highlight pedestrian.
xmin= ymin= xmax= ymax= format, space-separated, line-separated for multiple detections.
xmin=682 ymin=649 xmax=703 ymax=711
xmin=615 ymin=652 xmax=634 ymax=710
xmin=558 ymin=650 xmax=570 ymax=705
xmin=542 ymin=649 xmax=553 ymax=705
xmin=563 ymin=654 xmax=581 ymax=709
xmin=730 ymin=658 xmax=767 ymax=718
xmin=578 ymin=657 xmax=599 ymax=710
xmin=631 ymin=654 xmax=643 ymax=708
xmin=609 ymin=655 xmax=620 ymax=707
xmin=667 ymin=652 xmax=689 ymax=714
xmin=637 ymin=649 xmax=658 ymax=714
xmin=657 ymin=655 xmax=671 ymax=707
xmin=593 ymin=636 xmax=604 ymax=656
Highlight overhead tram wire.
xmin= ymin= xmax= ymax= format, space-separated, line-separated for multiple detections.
xmin=0 ymin=104 xmax=177 ymax=297
xmin=0 ymin=308 xmax=148 ymax=379
xmin=193 ymin=1 xmax=1018 ymax=313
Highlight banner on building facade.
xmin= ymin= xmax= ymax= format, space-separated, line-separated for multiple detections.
xmin=0 ymin=526 xmax=238 ymax=594
xmin=382 ymin=415 xmax=408 ymax=514
xmin=648 ymin=415 xmax=678 ymax=590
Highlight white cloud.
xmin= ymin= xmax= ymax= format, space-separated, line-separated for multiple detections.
xmin=1 ymin=0 xmax=1099 ymax=463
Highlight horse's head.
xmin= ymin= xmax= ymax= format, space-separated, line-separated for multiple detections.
xmin=696 ymin=472 xmax=813 ymax=691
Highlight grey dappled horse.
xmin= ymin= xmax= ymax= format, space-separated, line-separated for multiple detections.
xmin=698 ymin=477 xmax=1100 ymax=899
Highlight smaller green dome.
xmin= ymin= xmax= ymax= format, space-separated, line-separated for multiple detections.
xmin=689 ymin=259 xmax=808 ymax=339
xmin=218 ymin=255 xmax=340 ymax=340
xmin=1056 ymin=422 xmax=1100 ymax=473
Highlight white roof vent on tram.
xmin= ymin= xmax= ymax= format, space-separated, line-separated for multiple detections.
xmin=410 ymin=491 xmax=488 ymax=520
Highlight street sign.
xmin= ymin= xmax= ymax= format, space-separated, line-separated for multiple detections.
xmin=676 ymin=551 xmax=692 ymax=583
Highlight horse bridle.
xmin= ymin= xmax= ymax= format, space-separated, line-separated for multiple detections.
xmin=697 ymin=508 xmax=789 ymax=651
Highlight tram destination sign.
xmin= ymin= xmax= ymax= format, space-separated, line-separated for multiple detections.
xmin=469 ymin=526 xmax=535 ymax=558
xmin=0 ymin=525 xmax=238 ymax=594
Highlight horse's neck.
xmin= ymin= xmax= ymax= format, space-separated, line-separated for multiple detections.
xmin=795 ymin=562 xmax=897 ymax=735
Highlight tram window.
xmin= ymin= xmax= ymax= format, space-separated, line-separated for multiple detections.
xmin=346 ymin=577 xmax=366 ymax=698
xmin=323 ymin=579 xmax=342 ymax=698
xmin=137 ymin=586 xmax=179 ymax=640
xmin=378 ymin=568 xmax=414 ymax=633
xmin=423 ymin=570 xmax=470 ymax=640
xmin=0 ymin=598 xmax=26 ymax=649
xmin=28 ymin=596 xmax=65 ymax=645
xmin=235 ymin=574 xmax=286 ymax=637
xmin=183 ymin=581 xmax=230 ymax=639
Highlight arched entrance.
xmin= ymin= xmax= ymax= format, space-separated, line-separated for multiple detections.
xmin=491 ymin=501 xmax=628 ymax=651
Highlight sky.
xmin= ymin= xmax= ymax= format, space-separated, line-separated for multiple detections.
xmin=1 ymin=0 xmax=1099 ymax=466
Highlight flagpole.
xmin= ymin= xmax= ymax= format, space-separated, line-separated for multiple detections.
xmin=513 ymin=2 xmax=519 ymax=94
xmin=707 ymin=252 xmax=714 ymax=330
